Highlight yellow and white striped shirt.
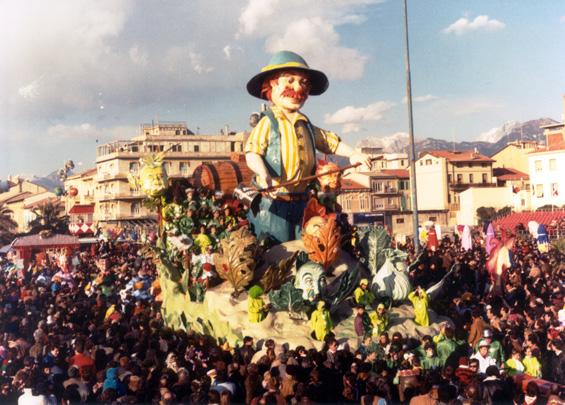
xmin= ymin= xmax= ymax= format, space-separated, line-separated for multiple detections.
xmin=245 ymin=107 xmax=340 ymax=192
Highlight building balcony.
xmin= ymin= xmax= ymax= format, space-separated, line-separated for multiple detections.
xmin=449 ymin=182 xmax=495 ymax=191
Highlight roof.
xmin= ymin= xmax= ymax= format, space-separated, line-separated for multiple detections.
xmin=423 ymin=150 xmax=495 ymax=163
xmin=69 ymin=204 xmax=95 ymax=214
xmin=529 ymin=141 xmax=565 ymax=154
xmin=2 ymin=192 xmax=33 ymax=204
xmin=493 ymin=167 xmax=529 ymax=181
xmin=12 ymin=234 xmax=80 ymax=248
xmin=341 ymin=179 xmax=369 ymax=190
xmin=24 ymin=196 xmax=60 ymax=210
xmin=380 ymin=169 xmax=409 ymax=179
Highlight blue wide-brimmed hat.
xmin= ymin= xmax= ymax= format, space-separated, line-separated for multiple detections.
xmin=247 ymin=50 xmax=329 ymax=100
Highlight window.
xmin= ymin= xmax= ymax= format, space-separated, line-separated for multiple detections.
xmin=131 ymin=202 xmax=141 ymax=216
xmin=131 ymin=145 xmax=139 ymax=152
xmin=469 ymin=174 xmax=474 ymax=183
xmin=481 ymin=163 xmax=487 ymax=167
xmin=163 ymin=162 xmax=170 ymax=174
xmin=396 ymin=218 xmax=404 ymax=224
xmin=457 ymin=174 xmax=463 ymax=184
xmin=535 ymin=160 xmax=542 ymax=172
xmin=428 ymin=216 xmax=437 ymax=222
xmin=425 ymin=159 xmax=432 ymax=165
xmin=175 ymin=130 xmax=180 ymax=135
xmin=230 ymin=142 xmax=235 ymax=152
xmin=535 ymin=184 xmax=544 ymax=198
xmin=482 ymin=173 xmax=488 ymax=184
xmin=194 ymin=145 xmax=200 ymax=152
xmin=401 ymin=160 xmax=405 ymax=166
xmin=552 ymin=183 xmax=559 ymax=197
xmin=180 ymin=162 xmax=189 ymax=175
xmin=448 ymin=174 xmax=452 ymax=183
xmin=419 ymin=161 xmax=423 ymax=166
xmin=360 ymin=198 xmax=366 ymax=210
xmin=129 ymin=162 xmax=139 ymax=173
xmin=171 ymin=144 xmax=182 ymax=152
xmin=549 ymin=159 xmax=557 ymax=171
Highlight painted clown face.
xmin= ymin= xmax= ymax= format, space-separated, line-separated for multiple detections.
xmin=270 ymin=70 xmax=311 ymax=114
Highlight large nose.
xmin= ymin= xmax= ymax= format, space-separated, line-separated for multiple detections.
xmin=291 ymin=79 xmax=303 ymax=91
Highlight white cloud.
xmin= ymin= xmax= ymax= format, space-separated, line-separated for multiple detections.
xmin=401 ymin=94 xmax=438 ymax=104
xmin=223 ymin=45 xmax=232 ymax=60
xmin=443 ymin=15 xmax=506 ymax=35
xmin=237 ymin=0 xmax=383 ymax=81
xmin=325 ymin=101 xmax=395 ymax=133
xmin=18 ymin=76 xmax=44 ymax=100
xmin=129 ymin=45 xmax=148 ymax=66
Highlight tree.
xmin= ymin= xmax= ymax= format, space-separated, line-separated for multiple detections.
xmin=0 ymin=203 xmax=17 ymax=245
xmin=28 ymin=201 xmax=69 ymax=235
xmin=476 ymin=206 xmax=496 ymax=225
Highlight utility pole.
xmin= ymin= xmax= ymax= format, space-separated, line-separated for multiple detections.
xmin=403 ymin=0 xmax=420 ymax=253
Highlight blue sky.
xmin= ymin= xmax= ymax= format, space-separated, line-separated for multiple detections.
xmin=1 ymin=0 xmax=564 ymax=177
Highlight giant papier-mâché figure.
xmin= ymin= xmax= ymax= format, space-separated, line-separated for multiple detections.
xmin=244 ymin=50 xmax=372 ymax=244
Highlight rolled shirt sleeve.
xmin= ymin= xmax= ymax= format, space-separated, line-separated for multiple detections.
xmin=313 ymin=126 xmax=341 ymax=154
xmin=244 ymin=116 xmax=271 ymax=156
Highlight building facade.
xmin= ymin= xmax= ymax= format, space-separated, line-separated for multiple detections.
xmin=491 ymin=140 xmax=541 ymax=174
xmin=415 ymin=150 xmax=495 ymax=224
xmin=93 ymin=121 xmax=246 ymax=227
xmin=528 ymin=97 xmax=565 ymax=210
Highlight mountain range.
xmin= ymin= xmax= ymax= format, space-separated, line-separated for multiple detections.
xmin=356 ymin=118 xmax=556 ymax=157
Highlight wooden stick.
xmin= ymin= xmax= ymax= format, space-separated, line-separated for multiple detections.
xmin=258 ymin=156 xmax=381 ymax=192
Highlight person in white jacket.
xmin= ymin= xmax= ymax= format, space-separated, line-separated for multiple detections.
xmin=471 ymin=339 xmax=497 ymax=374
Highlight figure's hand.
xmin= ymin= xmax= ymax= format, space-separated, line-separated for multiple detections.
xmin=349 ymin=153 xmax=373 ymax=171
xmin=263 ymin=175 xmax=280 ymax=199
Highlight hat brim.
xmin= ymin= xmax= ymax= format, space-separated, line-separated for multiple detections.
xmin=247 ymin=66 xmax=329 ymax=100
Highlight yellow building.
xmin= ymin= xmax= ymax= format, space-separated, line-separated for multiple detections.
xmin=0 ymin=179 xmax=51 ymax=233
xmin=491 ymin=140 xmax=541 ymax=173
xmin=94 ymin=121 xmax=246 ymax=227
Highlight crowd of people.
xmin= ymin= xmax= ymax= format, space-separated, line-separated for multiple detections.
xmin=0 ymin=189 xmax=563 ymax=404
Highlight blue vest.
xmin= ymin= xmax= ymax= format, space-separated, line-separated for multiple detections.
xmin=262 ymin=109 xmax=317 ymax=179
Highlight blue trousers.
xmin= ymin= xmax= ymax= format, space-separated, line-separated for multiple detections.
xmin=248 ymin=197 xmax=306 ymax=244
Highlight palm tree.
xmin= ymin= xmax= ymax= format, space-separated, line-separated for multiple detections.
xmin=28 ymin=200 xmax=69 ymax=235
xmin=0 ymin=203 xmax=17 ymax=245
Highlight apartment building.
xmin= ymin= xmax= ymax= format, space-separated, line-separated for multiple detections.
xmin=529 ymin=101 xmax=565 ymax=209
xmin=93 ymin=121 xmax=245 ymax=227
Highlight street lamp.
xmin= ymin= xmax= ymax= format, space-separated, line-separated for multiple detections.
xmin=403 ymin=0 xmax=420 ymax=253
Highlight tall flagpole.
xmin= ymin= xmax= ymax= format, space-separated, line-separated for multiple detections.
xmin=403 ymin=0 xmax=420 ymax=254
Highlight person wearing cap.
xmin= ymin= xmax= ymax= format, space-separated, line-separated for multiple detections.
xmin=353 ymin=278 xmax=375 ymax=308
xmin=310 ymin=300 xmax=333 ymax=341
xmin=369 ymin=303 xmax=389 ymax=336
xmin=474 ymin=329 xmax=505 ymax=366
xmin=470 ymin=339 xmax=497 ymax=374
xmin=245 ymin=50 xmax=372 ymax=244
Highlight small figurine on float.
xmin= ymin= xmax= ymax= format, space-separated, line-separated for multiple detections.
xmin=369 ymin=303 xmax=389 ymax=336
xmin=408 ymin=285 xmax=430 ymax=327
xmin=244 ymin=50 xmax=372 ymax=244
xmin=310 ymin=300 xmax=333 ymax=341
xmin=353 ymin=278 xmax=376 ymax=308
xmin=248 ymin=285 xmax=270 ymax=323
